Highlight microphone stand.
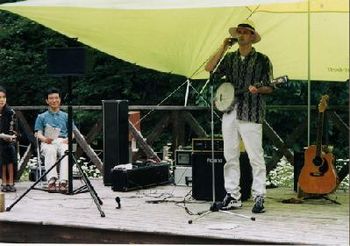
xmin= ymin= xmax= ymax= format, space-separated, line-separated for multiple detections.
xmin=188 ymin=40 xmax=255 ymax=224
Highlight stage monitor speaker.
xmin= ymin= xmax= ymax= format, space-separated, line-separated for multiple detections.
xmin=103 ymin=100 xmax=129 ymax=186
xmin=47 ymin=47 xmax=92 ymax=76
xmin=192 ymin=152 xmax=252 ymax=201
xmin=294 ymin=151 xmax=305 ymax=191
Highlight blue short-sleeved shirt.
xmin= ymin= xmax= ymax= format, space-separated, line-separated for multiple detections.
xmin=34 ymin=110 xmax=69 ymax=138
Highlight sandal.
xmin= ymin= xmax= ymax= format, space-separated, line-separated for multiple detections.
xmin=47 ymin=178 xmax=57 ymax=193
xmin=59 ymin=180 xmax=68 ymax=194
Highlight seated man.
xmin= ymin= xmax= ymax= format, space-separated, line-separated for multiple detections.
xmin=34 ymin=87 xmax=69 ymax=193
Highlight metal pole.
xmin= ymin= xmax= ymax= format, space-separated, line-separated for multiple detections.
xmin=67 ymin=76 xmax=74 ymax=194
xmin=307 ymin=0 xmax=311 ymax=146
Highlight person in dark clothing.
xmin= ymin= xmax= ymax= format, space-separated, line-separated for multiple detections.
xmin=0 ymin=86 xmax=17 ymax=192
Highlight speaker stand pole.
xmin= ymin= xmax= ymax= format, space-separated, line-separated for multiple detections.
xmin=67 ymin=76 xmax=74 ymax=194
xmin=65 ymin=76 xmax=105 ymax=217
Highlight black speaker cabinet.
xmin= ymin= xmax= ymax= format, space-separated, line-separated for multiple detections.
xmin=111 ymin=163 xmax=170 ymax=191
xmin=47 ymin=47 xmax=91 ymax=76
xmin=192 ymin=152 xmax=252 ymax=201
xmin=294 ymin=151 xmax=305 ymax=191
xmin=103 ymin=100 xmax=129 ymax=186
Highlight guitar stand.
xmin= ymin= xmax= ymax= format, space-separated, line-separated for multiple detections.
xmin=303 ymin=194 xmax=341 ymax=205
xmin=297 ymin=186 xmax=341 ymax=205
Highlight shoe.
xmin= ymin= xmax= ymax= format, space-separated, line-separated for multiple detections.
xmin=1 ymin=184 xmax=8 ymax=192
xmin=47 ymin=178 xmax=57 ymax=193
xmin=7 ymin=185 xmax=16 ymax=192
xmin=6 ymin=185 xmax=14 ymax=192
xmin=220 ymin=193 xmax=242 ymax=210
xmin=59 ymin=180 xmax=68 ymax=194
xmin=252 ymin=196 xmax=265 ymax=213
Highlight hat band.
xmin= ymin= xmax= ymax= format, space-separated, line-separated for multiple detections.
xmin=238 ymin=23 xmax=255 ymax=31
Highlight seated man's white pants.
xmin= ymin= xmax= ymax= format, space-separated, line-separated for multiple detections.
xmin=41 ymin=138 xmax=69 ymax=182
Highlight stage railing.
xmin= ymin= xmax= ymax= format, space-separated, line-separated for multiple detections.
xmin=12 ymin=105 xmax=349 ymax=183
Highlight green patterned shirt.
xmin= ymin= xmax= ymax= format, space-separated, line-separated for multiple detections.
xmin=215 ymin=48 xmax=273 ymax=124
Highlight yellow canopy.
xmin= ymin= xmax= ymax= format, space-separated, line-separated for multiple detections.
xmin=0 ymin=0 xmax=348 ymax=81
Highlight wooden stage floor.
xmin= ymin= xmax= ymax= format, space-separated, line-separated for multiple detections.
xmin=0 ymin=179 xmax=349 ymax=244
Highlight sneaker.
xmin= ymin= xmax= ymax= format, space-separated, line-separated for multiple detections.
xmin=252 ymin=196 xmax=265 ymax=213
xmin=220 ymin=193 xmax=242 ymax=210
xmin=1 ymin=184 xmax=8 ymax=192
xmin=6 ymin=185 xmax=16 ymax=192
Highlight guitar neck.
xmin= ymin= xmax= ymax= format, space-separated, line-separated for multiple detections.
xmin=315 ymin=112 xmax=324 ymax=156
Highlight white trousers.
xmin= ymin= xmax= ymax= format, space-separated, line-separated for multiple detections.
xmin=222 ymin=108 xmax=266 ymax=200
xmin=41 ymin=138 xmax=68 ymax=182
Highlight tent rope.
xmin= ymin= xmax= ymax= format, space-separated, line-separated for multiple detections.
xmin=135 ymin=50 xmax=216 ymax=125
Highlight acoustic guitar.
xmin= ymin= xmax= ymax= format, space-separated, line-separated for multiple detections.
xmin=298 ymin=95 xmax=338 ymax=194
xmin=214 ymin=75 xmax=288 ymax=112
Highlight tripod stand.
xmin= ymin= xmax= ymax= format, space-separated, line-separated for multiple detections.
xmin=6 ymin=149 xmax=105 ymax=217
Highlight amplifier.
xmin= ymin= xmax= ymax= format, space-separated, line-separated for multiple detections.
xmin=111 ymin=163 xmax=170 ymax=192
xmin=192 ymin=138 xmax=245 ymax=152
xmin=192 ymin=152 xmax=252 ymax=201
xmin=192 ymin=152 xmax=226 ymax=201
xmin=192 ymin=138 xmax=223 ymax=152
xmin=175 ymin=150 xmax=192 ymax=166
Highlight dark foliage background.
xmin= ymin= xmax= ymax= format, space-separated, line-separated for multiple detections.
xmin=0 ymin=10 xmax=349 ymax=160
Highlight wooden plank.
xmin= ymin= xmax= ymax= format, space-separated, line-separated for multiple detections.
xmin=129 ymin=121 xmax=161 ymax=162
xmin=0 ymin=182 xmax=348 ymax=245
xmin=11 ymin=105 xmax=349 ymax=111
xmin=182 ymin=111 xmax=207 ymax=137
xmin=75 ymin=120 xmax=102 ymax=158
xmin=172 ymin=111 xmax=186 ymax=149
xmin=16 ymin=144 xmax=32 ymax=180
xmin=145 ymin=114 xmax=171 ymax=145
xmin=73 ymin=128 xmax=103 ymax=171
xmin=329 ymin=111 xmax=349 ymax=136
xmin=263 ymin=120 xmax=294 ymax=165
xmin=12 ymin=105 xmax=209 ymax=111
xmin=15 ymin=110 xmax=36 ymax=145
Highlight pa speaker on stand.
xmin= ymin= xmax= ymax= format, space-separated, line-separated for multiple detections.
xmin=47 ymin=47 xmax=92 ymax=76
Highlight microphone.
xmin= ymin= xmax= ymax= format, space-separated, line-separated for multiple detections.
xmin=228 ymin=38 xmax=238 ymax=46
xmin=115 ymin=196 xmax=121 ymax=209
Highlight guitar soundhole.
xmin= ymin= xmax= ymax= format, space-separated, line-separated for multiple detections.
xmin=310 ymin=157 xmax=329 ymax=177
xmin=312 ymin=156 xmax=323 ymax=166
